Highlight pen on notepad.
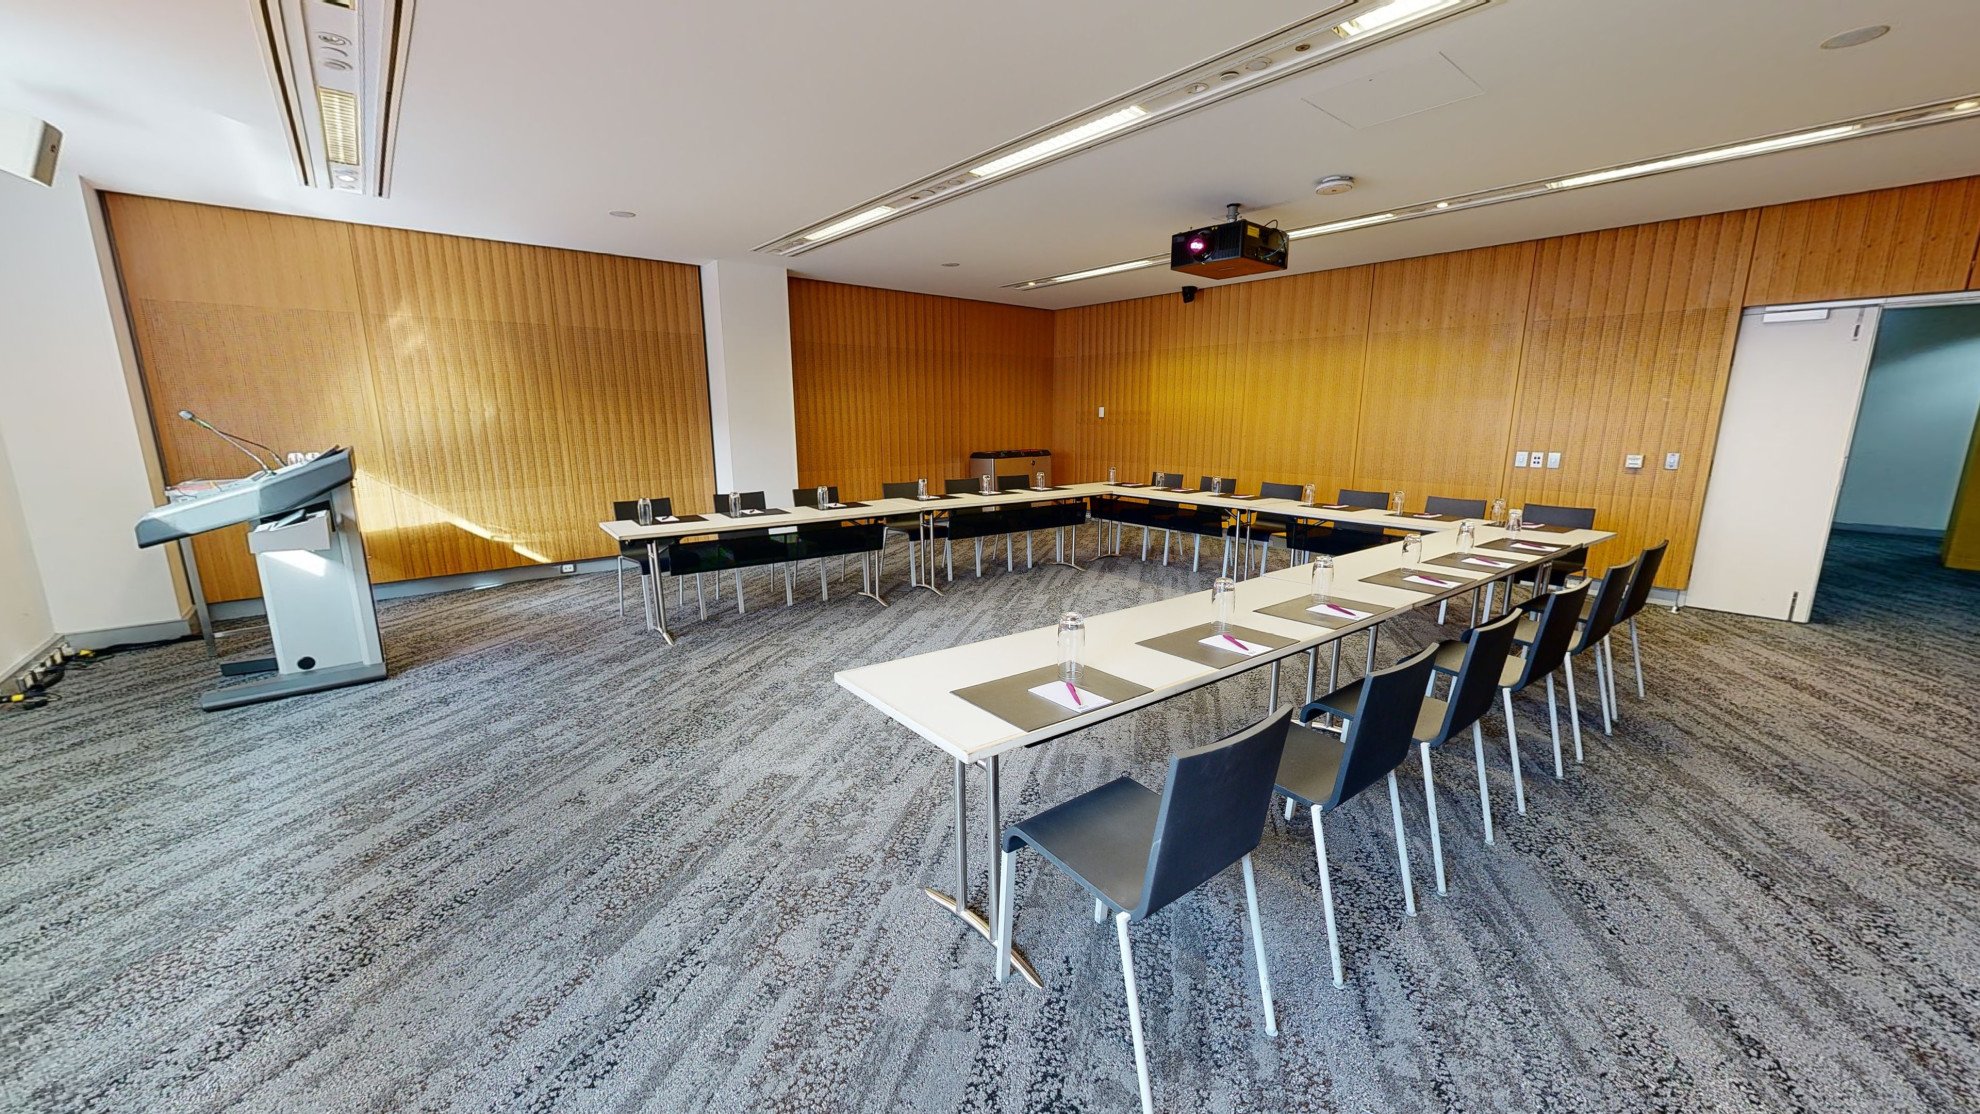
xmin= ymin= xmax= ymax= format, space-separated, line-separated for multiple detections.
xmin=1065 ymin=681 xmax=1083 ymax=707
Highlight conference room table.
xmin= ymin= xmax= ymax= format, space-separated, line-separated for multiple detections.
xmin=834 ymin=518 xmax=1612 ymax=987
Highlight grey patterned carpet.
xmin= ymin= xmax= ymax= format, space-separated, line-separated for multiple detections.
xmin=3 ymin=529 xmax=1976 ymax=1113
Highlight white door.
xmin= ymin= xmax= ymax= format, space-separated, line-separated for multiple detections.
xmin=1686 ymin=305 xmax=1881 ymax=621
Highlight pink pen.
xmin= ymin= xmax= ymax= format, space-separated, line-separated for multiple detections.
xmin=1222 ymin=634 xmax=1249 ymax=651
xmin=1064 ymin=681 xmax=1083 ymax=707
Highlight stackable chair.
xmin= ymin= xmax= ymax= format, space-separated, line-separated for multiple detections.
xmin=1435 ymin=580 xmax=1590 ymax=802
xmin=1277 ymin=646 xmax=1439 ymax=987
xmin=996 ymin=709 xmax=1293 ymax=1114
xmin=711 ymin=490 xmax=792 ymax=612
xmin=996 ymin=473 xmax=1030 ymax=491
xmin=880 ymin=480 xmax=936 ymax=574
xmin=1515 ymin=556 xmax=1636 ymax=757
xmin=790 ymin=485 xmax=840 ymax=508
xmin=1614 ymin=540 xmax=1668 ymax=700
xmin=1171 ymin=476 xmax=1239 ymax=574
xmin=1131 ymin=472 xmax=1186 ymax=562
xmin=787 ymin=520 xmax=887 ymax=604
xmin=1300 ymin=614 xmax=1522 ymax=896
xmin=610 ymin=497 xmax=671 ymax=617
xmin=1424 ymin=496 xmax=1489 ymax=623
xmin=1308 ymin=488 xmax=1389 ymax=556
xmin=1512 ymin=503 xmax=1597 ymax=596
xmin=1246 ymin=481 xmax=1306 ymax=573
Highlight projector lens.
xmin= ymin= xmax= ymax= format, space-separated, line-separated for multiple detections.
xmin=1189 ymin=237 xmax=1207 ymax=253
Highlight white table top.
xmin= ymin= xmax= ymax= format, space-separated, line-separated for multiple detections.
xmin=835 ymin=522 xmax=1611 ymax=763
xmin=599 ymin=482 xmax=1477 ymax=543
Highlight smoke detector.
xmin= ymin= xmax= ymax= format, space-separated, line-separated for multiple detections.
xmin=1314 ymin=175 xmax=1356 ymax=195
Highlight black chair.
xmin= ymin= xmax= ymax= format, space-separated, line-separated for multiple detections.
xmin=610 ymin=497 xmax=673 ymax=617
xmin=790 ymin=485 xmax=841 ymax=508
xmin=711 ymin=490 xmax=768 ymax=514
xmin=1128 ymin=472 xmax=1186 ymax=562
xmin=1248 ymin=481 xmax=1307 ymax=568
xmin=1511 ymin=503 xmax=1598 ymax=593
xmin=1425 ymin=495 xmax=1487 ymax=518
xmin=1615 ymin=540 xmax=1668 ymax=700
xmin=787 ymin=520 xmax=887 ymax=603
xmin=1279 ymin=646 xmax=1440 ymax=987
xmin=1301 ymin=613 xmax=1522 ymax=895
xmin=1307 ymin=488 xmax=1390 ymax=556
xmin=880 ymin=480 xmax=937 ymax=574
xmin=1170 ymin=479 xmax=1238 ymax=574
xmin=996 ymin=473 xmax=1030 ymax=491
xmin=1150 ymin=471 xmax=1184 ymax=488
xmin=1515 ymin=557 xmax=1636 ymax=759
xmin=996 ymin=709 xmax=1292 ymax=1114
xmin=705 ymin=491 xmax=788 ymax=610
xmin=1436 ymin=580 xmax=1591 ymax=795
xmin=942 ymin=478 xmax=982 ymax=495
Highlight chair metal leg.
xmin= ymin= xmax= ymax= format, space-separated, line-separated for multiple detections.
xmin=819 ymin=560 xmax=829 ymax=602
xmin=1471 ymin=722 xmax=1495 ymax=846
xmin=1563 ymin=656 xmax=1585 ymax=764
xmin=1630 ymin=616 xmax=1646 ymax=699
xmin=1094 ymin=897 xmax=1105 ymax=924
xmin=617 ymin=561 xmax=626 ymax=616
xmin=1419 ymin=742 xmax=1447 ymax=896
xmin=1115 ymin=912 xmax=1155 ymax=1114
xmin=696 ymin=575 xmax=707 ymax=620
xmin=976 ymin=537 xmax=983 ymax=578
xmin=1310 ymin=806 xmax=1344 ymax=988
xmin=1501 ymin=687 xmax=1527 ymax=815
xmin=1240 ymin=854 xmax=1278 ymax=1037
xmin=946 ymin=539 xmax=953 ymax=582
xmin=1545 ymin=673 xmax=1563 ymax=778
xmin=734 ymin=568 xmax=746 ymax=614
xmin=995 ymin=848 xmax=1016 ymax=982
xmin=1594 ymin=642 xmax=1614 ymax=736
xmin=1386 ymin=772 xmax=1417 ymax=918
xmin=1192 ymin=534 xmax=1201 ymax=572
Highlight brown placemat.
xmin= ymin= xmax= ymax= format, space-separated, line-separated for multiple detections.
xmin=817 ymin=501 xmax=869 ymax=510
xmin=1516 ymin=522 xmax=1575 ymax=533
xmin=952 ymin=665 xmax=1151 ymax=732
xmin=1108 ymin=482 xmax=1149 ymax=488
xmin=627 ymin=513 xmax=706 ymax=526
xmin=719 ymin=507 xmax=789 ymax=518
xmin=1359 ymin=567 xmax=1480 ymax=594
xmin=1480 ymin=537 xmax=1574 ymax=556
xmin=1136 ymin=622 xmax=1297 ymax=667
xmin=1253 ymin=595 xmax=1396 ymax=630
xmin=1390 ymin=511 xmax=1461 ymax=522
xmin=1425 ymin=552 xmax=1523 ymax=574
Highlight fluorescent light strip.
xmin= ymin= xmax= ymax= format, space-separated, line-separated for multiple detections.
xmin=803 ymin=205 xmax=896 ymax=242
xmin=760 ymin=0 xmax=1493 ymax=254
xmin=972 ymin=107 xmax=1148 ymax=179
xmin=1010 ymin=94 xmax=1980 ymax=290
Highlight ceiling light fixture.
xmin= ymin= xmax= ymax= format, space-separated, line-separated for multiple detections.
xmin=254 ymin=0 xmax=417 ymax=197
xmin=1009 ymin=92 xmax=1980 ymax=290
xmin=758 ymin=0 xmax=1494 ymax=255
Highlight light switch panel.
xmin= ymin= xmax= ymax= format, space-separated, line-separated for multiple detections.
xmin=1664 ymin=452 xmax=1681 ymax=470
xmin=1546 ymin=452 xmax=1562 ymax=469
xmin=1513 ymin=451 xmax=1529 ymax=468
xmin=1624 ymin=454 xmax=1644 ymax=469
xmin=1097 ymin=406 xmax=1105 ymax=418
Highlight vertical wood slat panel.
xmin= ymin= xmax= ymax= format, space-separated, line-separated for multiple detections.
xmin=106 ymin=194 xmax=713 ymax=603
xmin=789 ymin=278 xmax=1053 ymax=500
xmin=1745 ymin=178 xmax=1980 ymax=305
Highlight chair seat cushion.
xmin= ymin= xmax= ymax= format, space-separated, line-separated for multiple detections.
xmin=1275 ymin=722 xmax=1347 ymax=809
xmin=1430 ymin=638 xmax=1526 ymax=687
xmin=1300 ymin=680 xmax=1448 ymax=744
xmin=1003 ymin=776 xmax=1158 ymax=914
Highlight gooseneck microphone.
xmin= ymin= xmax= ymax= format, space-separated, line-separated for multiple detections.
xmin=177 ymin=410 xmax=283 ymax=476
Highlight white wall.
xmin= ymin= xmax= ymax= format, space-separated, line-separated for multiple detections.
xmin=700 ymin=260 xmax=798 ymax=499
xmin=0 ymin=416 xmax=54 ymax=674
xmin=0 ymin=172 xmax=185 ymax=644
xmin=1835 ymin=304 xmax=1980 ymax=534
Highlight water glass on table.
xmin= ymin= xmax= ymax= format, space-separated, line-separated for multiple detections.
xmin=1507 ymin=508 xmax=1524 ymax=534
xmin=728 ymin=493 xmax=741 ymax=517
xmin=1212 ymin=577 xmax=1235 ymax=634
xmin=917 ymin=478 xmax=928 ymax=500
xmin=816 ymin=485 xmax=831 ymax=510
xmin=1057 ymin=612 xmax=1086 ymax=689
xmin=1457 ymin=520 xmax=1476 ymax=555
xmin=1400 ymin=531 xmax=1423 ymax=569
xmin=1389 ymin=491 xmax=1406 ymax=513
xmin=1107 ymin=467 xmax=1117 ymax=484
xmin=1490 ymin=498 xmax=1507 ymax=526
xmin=1302 ymin=483 xmax=1315 ymax=504
xmin=1035 ymin=471 xmax=1046 ymax=489
xmin=979 ymin=473 xmax=994 ymax=496
xmin=1309 ymin=555 xmax=1334 ymax=603
xmin=636 ymin=496 xmax=653 ymax=526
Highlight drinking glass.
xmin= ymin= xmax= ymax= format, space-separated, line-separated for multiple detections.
xmin=980 ymin=473 xmax=994 ymax=495
xmin=1400 ymin=531 xmax=1423 ymax=569
xmin=1036 ymin=471 xmax=1046 ymax=489
xmin=1457 ymin=520 xmax=1476 ymax=555
xmin=1212 ymin=577 xmax=1235 ymax=633
xmin=917 ymin=478 xmax=928 ymax=499
xmin=1506 ymin=508 xmax=1524 ymax=534
xmin=1309 ymin=555 xmax=1334 ymax=602
xmin=1108 ymin=466 xmax=1118 ymax=484
xmin=815 ymin=485 xmax=831 ymax=510
xmin=1490 ymin=498 xmax=1507 ymax=526
xmin=1302 ymin=483 xmax=1316 ymax=504
xmin=636 ymin=496 xmax=653 ymax=526
xmin=1211 ymin=477 xmax=1224 ymax=495
xmin=727 ymin=492 xmax=741 ymax=517
xmin=1389 ymin=491 xmax=1405 ymax=513
xmin=1058 ymin=612 xmax=1086 ymax=686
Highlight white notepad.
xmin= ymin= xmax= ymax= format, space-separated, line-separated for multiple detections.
xmin=1509 ymin=540 xmax=1560 ymax=552
xmin=1404 ymin=573 xmax=1460 ymax=588
xmin=1028 ymin=680 xmax=1114 ymax=711
xmin=1198 ymin=634 xmax=1270 ymax=656
xmin=1459 ymin=555 xmax=1514 ymax=569
xmin=1307 ymin=602 xmax=1372 ymax=619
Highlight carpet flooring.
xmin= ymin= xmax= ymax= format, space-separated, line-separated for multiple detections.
xmin=2 ymin=529 xmax=1976 ymax=1113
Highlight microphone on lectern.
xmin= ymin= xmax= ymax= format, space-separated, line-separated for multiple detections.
xmin=177 ymin=410 xmax=282 ymax=475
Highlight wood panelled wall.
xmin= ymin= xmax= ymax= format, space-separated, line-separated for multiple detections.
xmin=1053 ymin=176 xmax=1980 ymax=589
xmin=106 ymin=195 xmax=713 ymax=603
xmin=789 ymin=278 xmax=1053 ymax=499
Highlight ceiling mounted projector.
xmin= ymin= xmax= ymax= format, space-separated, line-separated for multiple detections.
xmin=0 ymin=105 xmax=60 ymax=187
xmin=1314 ymin=174 xmax=1355 ymax=195
xmin=1172 ymin=204 xmax=1289 ymax=280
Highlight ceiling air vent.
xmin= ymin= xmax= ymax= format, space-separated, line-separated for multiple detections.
xmin=255 ymin=0 xmax=417 ymax=196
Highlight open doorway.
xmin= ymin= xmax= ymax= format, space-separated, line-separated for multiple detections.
xmin=1832 ymin=304 xmax=1980 ymax=543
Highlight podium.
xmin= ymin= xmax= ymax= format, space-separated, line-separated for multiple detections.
xmin=136 ymin=447 xmax=386 ymax=710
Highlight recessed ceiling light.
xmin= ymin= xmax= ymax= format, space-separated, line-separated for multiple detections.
xmin=1219 ymin=70 xmax=1242 ymax=81
xmin=1245 ymin=58 xmax=1272 ymax=71
xmin=608 ymin=210 xmax=636 ymax=218
xmin=1335 ymin=0 xmax=1466 ymax=39
xmin=1186 ymin=82 xmax=1210 ymax=94
xmin=314 ymin=32 xmax=350 ymax=46
xmin=970 ymin=107 xmax=1147 ymax=179
xmin=803 ymin=205 xmax=896 ymax=242
xmin=1294 ymin=43 xmax=1312 ymax=52
xmin=1010 ymin=92 xmax=1980 ymax=290
xmin=1820 ymin=25 xmax=1889 ymax=49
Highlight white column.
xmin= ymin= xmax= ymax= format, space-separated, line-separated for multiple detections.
xmin=700 ymin=259 xmax=798 ymax=498
xmin=0 ymin=172 xmax=185 ymax=645
xmin=0 ymin=418 xmax=54 ymax=672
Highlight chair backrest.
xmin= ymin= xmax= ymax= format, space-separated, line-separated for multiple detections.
xmin=1199 ymin=476 xmax=1237 ymax=495
xmin=1618 ymin=539 xmax=1668 ymax=621
xmin=943 ymin=478 xmax=982 ymax=495
xmin=611 ymin=497 xmax=672 ymax=521
xmin=881 ymin=481 xmax=921 ymax=500
xmin=791 ymin=486 xmax=840 ymax=507
xmin=1575 ymin=557 xmax=1638 ymax=651
xmin=1515 ymin=580 xmax=1591 ymax=682
xmin=1329 ymin=646 xmax=1440 ymax=807
xmin=1522 ymin=503 xmax=1596 ymax=530
xmin=1134 ymin=708 xmax=1292 ymax=920
xmin=1425 ymin=495 xmax=1487 ymax=518
xmin=997 ymin=474 xmax=1029 ymax=491
xmin=712 ymin=491 xmax=767 ymax=512
xmin=1259 ymin=481 xmax=1304 ymax=501
xmin=1340 ymin=488 xmax=1388 ymax=509
xmin=1151 ymin=471 xmax=1183 ymax=488
xmin=1426 ymin=610 xmax=1524 ymax=744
